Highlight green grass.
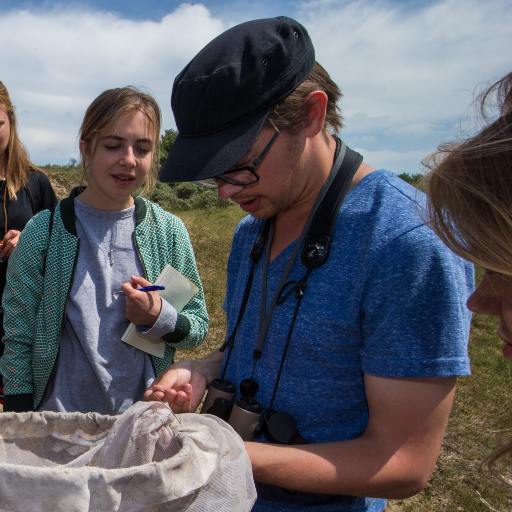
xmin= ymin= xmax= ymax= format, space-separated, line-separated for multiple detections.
xmin=172 ymin=209 xmax=512 ymax=512
xmin=172 ymin=206 xmax=247 ymax=360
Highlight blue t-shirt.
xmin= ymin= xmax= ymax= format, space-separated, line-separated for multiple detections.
xmin=223 ymin=170 xmax=473 ymax=512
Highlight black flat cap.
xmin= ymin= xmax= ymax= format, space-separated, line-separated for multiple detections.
xmin=160 ymin=16 xmax=315 ymax=182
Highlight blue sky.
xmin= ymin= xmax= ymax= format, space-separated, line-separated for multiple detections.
xmin=1 ymin=0 xmax=511 ymax=174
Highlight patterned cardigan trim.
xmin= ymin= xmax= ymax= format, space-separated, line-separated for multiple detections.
xmin=0 ymin=188 xmax=209 ymax=409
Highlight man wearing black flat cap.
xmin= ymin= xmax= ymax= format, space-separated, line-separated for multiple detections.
xmin=146 ymin=16 xmax=473 ymax=512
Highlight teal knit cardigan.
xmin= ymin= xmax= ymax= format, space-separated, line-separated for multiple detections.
xmin=0 ymin=188 xmax=209 ymax=411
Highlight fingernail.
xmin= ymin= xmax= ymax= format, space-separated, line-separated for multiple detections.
xmin=176 ymin=396 xmax=185 ymax=402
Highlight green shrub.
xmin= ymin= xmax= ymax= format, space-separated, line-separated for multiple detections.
xmin=159 ymin=129 xmax=178 ymax=169
xmin=398 ymin=173 xmax=424 ymax=189
xmin=192 ymin=191 xmax=232 ymax=210
xmin=167 ymin=196 xmax=193 ymax=211
xmin=148 ymin=181 xmax=232 ymax=211
xmin=149 ymin=181 xmax=177 ymax=206
xmin=175 ymin=182 xmax=197 ymax=200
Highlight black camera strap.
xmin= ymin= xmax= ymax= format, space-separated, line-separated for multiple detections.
xmin=263 ymin=141 xmax=362 ymax=412
xmin=255 ymin=140 xmax=362 ymax=362
xmin=220 ymin=138 xmax=363 ymax=393
xmin=220 ymin=221 xmax=271 ymax=375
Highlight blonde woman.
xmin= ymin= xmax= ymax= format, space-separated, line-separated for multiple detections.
xmin=424 ymin=72 xmax=512 ymax=483
xmin=0 ymin=87 xmax=207 ymax=414
xmin=0 ymin=82 xmax=58 ymax=406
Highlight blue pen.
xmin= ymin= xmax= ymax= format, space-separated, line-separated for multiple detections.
xmin=112 ymin=285 xmax=165 ymax=296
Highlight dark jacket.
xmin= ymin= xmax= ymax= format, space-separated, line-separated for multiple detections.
xmin=0 ymin=170 xmax=57 ymax=397
xmin=0 ymin=170 xmax=58 ymax=296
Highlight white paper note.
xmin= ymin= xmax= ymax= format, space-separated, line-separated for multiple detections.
xmin=121 ymin=265 xmax=199 ymax=358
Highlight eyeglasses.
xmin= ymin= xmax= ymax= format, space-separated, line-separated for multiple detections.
xmin=195 ymin=127 xmax=282 ymax=189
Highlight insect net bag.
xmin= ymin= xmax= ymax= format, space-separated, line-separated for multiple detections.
xmin=0 ymin=401 xmax=256 ymax=512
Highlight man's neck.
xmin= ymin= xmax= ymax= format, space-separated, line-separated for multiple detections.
xmin=269 ymin=136 xmax=375 ymax=262
xmin=270 ymin=135 xmax=337 ymax=261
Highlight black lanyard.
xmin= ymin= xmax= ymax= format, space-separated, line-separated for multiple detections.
xmin=220 ymin=139 xmax=347 ymax=375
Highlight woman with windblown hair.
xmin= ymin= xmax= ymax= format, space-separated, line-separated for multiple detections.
xmin=0 ymin=82 xmax=58 ymax=406
xmin=423 ymin=72 xmax=512 ymax=486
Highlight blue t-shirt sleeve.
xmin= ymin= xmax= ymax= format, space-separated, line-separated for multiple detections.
xmin=360 ymin=224 xmax=473 ymax=378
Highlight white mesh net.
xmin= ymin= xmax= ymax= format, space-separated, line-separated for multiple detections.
xmin=0 ymin=401 xmax=256 ymax=512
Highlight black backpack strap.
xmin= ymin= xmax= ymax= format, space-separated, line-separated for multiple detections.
xmin=24 ymin=182 xmax=36 ymax=216
xmin=301 ymin=144 xmax=363 ymax=268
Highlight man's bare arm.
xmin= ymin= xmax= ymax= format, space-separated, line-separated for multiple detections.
xmin=245 ymin=374 xmax=456 ymax=499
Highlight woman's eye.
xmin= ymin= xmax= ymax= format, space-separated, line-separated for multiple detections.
xmin=105 ymin=145 xmax=120 ymax=151
xmin=137 ymin=148 xmax=151 ymax=155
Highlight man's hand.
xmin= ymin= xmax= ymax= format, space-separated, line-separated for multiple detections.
xmin=153 ymin=382 xmax=194 ymax=414
xmin=122 ymin=275 xmax=162 ymax=327
xmin=145 ymin=361 xmax=201 ymax=413
xmin=144 ymin=350 xmax=224 ymax=413
xmin=0 ymin=230 xmax=21 ymax=259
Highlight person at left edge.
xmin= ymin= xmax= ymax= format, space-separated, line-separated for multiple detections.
xmin=0 ymin=87 xmax=208 ymax=414
xmin=0 ymin=82 xmax=58 ymax=408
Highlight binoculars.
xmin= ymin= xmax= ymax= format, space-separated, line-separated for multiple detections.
xmin=201 ymin=378 xmax=309 ymax=446
xmin=200 ymin=378 xmax=263 ymax=441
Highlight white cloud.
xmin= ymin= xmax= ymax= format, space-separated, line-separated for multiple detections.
xmin=354 ymin=147 xmax=430 ymax=175
xmin=297 ymin=0 xmax=511 ymax=135
xmin=1 ymin=4 xmax=228 ymax=163
xmin=0 ymin=0 xmax=510 ymax=167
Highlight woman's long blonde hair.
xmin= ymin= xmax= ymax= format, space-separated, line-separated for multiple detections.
xmin=0 ymin=81 xmax=40 ymax=200
xmin=424 ymin=73 xmax=512 ymax=487
xmin=79 ymin=86 xmax=161 ymax=197
xmin=422 ymin=73 xmax=512 ymax=276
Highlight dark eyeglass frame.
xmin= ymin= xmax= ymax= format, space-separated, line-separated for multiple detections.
xmin=195 ymin=127 xmax=282 ymax=189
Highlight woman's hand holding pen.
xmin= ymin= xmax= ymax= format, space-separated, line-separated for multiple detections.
xmin=122 ymin=275 xmax=162 ymax=327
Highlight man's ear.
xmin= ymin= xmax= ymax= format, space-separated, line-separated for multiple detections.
xmin=302 ymin=91 xmax=328 ymax=138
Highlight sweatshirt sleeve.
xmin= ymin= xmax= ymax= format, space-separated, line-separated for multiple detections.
xmin=136 ymin=299 xmax=178 ymax=339
xmin=0 ymin=210 xmax=50 ymax=402
xmin=161 ymin=216 xmax=209 ymax=349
